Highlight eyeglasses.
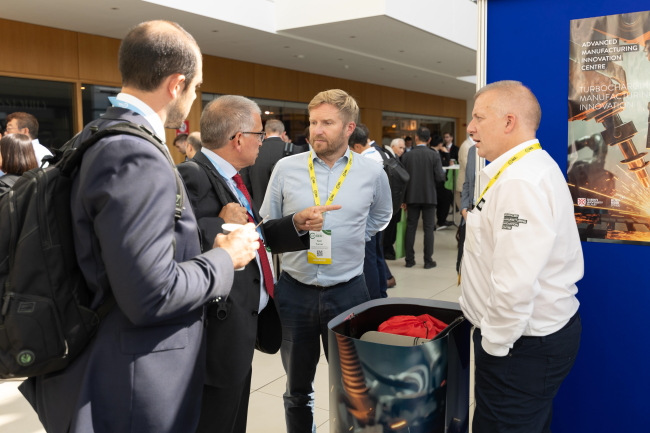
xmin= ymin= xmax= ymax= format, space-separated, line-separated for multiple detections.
xmin=230 ymin=131 xmax=266 ymax=142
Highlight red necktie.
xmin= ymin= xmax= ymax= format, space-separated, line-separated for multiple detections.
xmin=232 ymin=174 xmax=275 ymax=298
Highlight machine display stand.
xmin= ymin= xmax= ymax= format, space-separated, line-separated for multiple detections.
xmin=327 ymin=298 xmax=471 ymax=433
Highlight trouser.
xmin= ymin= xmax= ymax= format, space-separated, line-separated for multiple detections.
xmin=382 ymin=210 xmax=400 ymax=257
xmin=473 ymin=313 xmax=581 ymax=433
xmin=364 ymin=233 xmax=388 ymax=299
xmin=196 ymin=369 xmax=252 ymax=433
xmin=436 ymin=182 xmax=451 ymax=225
xmin=274 ymin=273 xmax=371 ymax=433
xmin=405 ymin=203 xmax=436 ymax=264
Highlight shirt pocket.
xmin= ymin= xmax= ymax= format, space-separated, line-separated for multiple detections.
xmin=465 ymin=211 xmax=482 ymax=256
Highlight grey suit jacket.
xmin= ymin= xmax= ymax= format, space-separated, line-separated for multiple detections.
xmin=461 ymin=145 xmax=477 ymax=212
xmin=20 ymin=107 xmax=235 ymax=433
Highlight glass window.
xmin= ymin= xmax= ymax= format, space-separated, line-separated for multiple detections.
xmin=81 ymin=84 xmax=121 ymax=125
xmin=382 ymin=111 xmax=455 ymax=146
xmin=202 ymin=93 xmax=310 ymax=144
xmin=0 ymin=76 xmax=74 ymax=149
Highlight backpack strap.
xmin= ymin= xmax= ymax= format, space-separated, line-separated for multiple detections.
xmin=60 ymin=123 xmax=184 ymax=222
xmin=190 ymin=159 xmax=234 ymax=206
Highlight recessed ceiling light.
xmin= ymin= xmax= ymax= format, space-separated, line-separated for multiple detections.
xmin=350 ymin=36 xmax=356 ymax=38
xmin=437 ymin=61 xmax=442 ymax=63
xmin=380 ymin=68 xmax=384 ymax=70
xmin=344 ymin=65 xmax=349 ymax=69
xmin=399 ymin=50 xmax=405 ymax=53
xmin=414 ymin=75 xmax=418 ymax=78
xmin=264 ymin=111 xmax=270 ymax=115
xmin=338 ymin=58 xmax=343 ymax=61
xmin=284 ymin=46 xmax=290 ymax=48
xmin=212 ymin=30 xmax=219 ymax=33
xmin=294 ymin=54 xmax=305 ymax=58
xmin=111 ymin=7 xmax=119 ymax=10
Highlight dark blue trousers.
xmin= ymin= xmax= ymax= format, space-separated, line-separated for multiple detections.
xmin=274 ymin=272 xmax=371 ymax=433
xmin=364 ymin=233 xmax=388 ymax=299
xmin=473 ymin=313 xmax=581 ymax=433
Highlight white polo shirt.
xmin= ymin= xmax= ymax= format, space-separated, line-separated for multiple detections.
xmin=459 ymin=139 xmax=582 ymax=357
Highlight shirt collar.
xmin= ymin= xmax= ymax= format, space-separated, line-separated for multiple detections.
xmin=312 ymin=147 xmax=352 ymax=165
xmin=201 ymin=148 xmax=238 ymax=180
xmin=31 ymin=138 xmax=40 ymax=146
xmin=416 ymin=143 xmax=427 ymax=147
xmin=482 ymin=138 xmax=540 ymax=178
xmin=115 ymin=92 xmax=166 ymax=140
xmin=361 ymin=147 xmax=376 ymax=155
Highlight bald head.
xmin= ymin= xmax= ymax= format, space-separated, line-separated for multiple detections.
xmin=119 ymin=20 xmax=201 ymax=92
xmin=474 ymin=80 xmax=541 ymax=133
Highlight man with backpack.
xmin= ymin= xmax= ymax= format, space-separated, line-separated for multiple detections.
xmin=12 ymin=20 xmax=259 ymax=433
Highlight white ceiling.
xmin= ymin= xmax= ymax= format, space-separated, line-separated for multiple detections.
xmin=1 ymin=0 xmax=477 ymax=100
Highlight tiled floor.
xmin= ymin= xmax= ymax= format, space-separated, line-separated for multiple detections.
xmin=0 ymin=222 xmax=474 ymax=433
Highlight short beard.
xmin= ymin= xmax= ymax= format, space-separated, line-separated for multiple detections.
xmin=314 ymin=128 xmax=347 ymax=159
xmin=165 ymin=94 xmax=190 ymax=129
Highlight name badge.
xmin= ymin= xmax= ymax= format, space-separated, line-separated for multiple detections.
xmin=307 ymin=230 xmax=332 ymax=264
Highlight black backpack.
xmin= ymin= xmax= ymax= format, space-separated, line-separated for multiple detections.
xmin=378 ymin=150 xmax=411 ymax=215
xmin=0 ymin=174 xmax=20 ymax=198
xmin=0 ymin=122 xmax=183 ymax=379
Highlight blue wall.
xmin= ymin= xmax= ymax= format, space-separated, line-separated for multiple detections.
xmin=487 ymin=1 xmax=650 ymax=431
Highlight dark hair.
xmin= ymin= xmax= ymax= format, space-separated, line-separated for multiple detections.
xmin=173 ymin=133 xmax=188 ymax=145
xmin=415 ymin=127 xmax=431 ymax=143
xmin=119 ymin=21 xmax=200 ymax=92
xmin=357 ymin=123 xmax=370 ymax=138
xmin=404 ymin=136 xmax=413 ymax=142
xmin=187 ymin=133 xmax=202 ymax=151
xmin=348 ymin=127 xmax=367 ymax=148
xmin=7 ymin=112 xmax=39 ymax=139
xmin=431 ymin=135 xmax=444 ymax=148
xmin=0 ymin=133 xmax=38 ymax=175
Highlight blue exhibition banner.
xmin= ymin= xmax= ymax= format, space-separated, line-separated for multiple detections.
xmin=487 ymin=1 xmax=650 ymax=432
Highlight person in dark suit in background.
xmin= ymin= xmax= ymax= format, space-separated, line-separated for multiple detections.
xmin=404 ymin=136 xmax=413 ymax=153
xmin=457 ymin=144 xmax=477 ymax=272
xmin=291 ymin=125 xmax=310 ymax=154
xmin=431 ymin=135 xmax=454 ymax=229
xmin=19 ymin=20 xmax=260 ymax=433
xmin=241 ymin=119 xmax=292 ymax=202
xmin=383 ymin=138 xmax=407 ymax=261
xmin=401 ymin=126 xmax=446 ymax=269
xmin=178 ymin=95 xmax=328 ymax=433
xmin=187 ymin=131 xmax=202 ymax=159
xmin=173 ymin=132 xmax=189 ymax=158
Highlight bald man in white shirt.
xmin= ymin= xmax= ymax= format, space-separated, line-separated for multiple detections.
xmin=461 ymin=80 xmax=582 ymax=433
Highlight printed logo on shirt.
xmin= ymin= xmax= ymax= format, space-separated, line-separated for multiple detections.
xmin=577 ymin=198 xmax=586 ymax=207
xmin=502 ymin=213 xmax=528 ymax=230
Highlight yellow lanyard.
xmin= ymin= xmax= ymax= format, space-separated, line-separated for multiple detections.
xmin=476 ymin=142 xmax=542 ymax=205
xmin=308 ymin=151 xmax=353 ymax=206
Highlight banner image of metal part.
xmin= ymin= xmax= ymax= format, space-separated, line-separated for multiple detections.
xmin=327 ymin=298 xmax=471 ymax=433
xmin=568 ymin=10 xmax=650 ymax=245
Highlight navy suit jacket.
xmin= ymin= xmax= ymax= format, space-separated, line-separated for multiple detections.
xmin=20 ymin=107 xmax=235 ymax=433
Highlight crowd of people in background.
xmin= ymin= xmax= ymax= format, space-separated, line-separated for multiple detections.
xmin=0 ymin=18 xmax=580 ymax=433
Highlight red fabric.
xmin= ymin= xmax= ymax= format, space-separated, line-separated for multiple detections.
xmin=378 ymin=314 xmax=448 ymax=339
xmin=232 ymin=174 xmax=275 ymax=298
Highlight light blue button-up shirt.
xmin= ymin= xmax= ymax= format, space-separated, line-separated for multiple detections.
xmin=260 ymin=148 xmax=392 ymax=287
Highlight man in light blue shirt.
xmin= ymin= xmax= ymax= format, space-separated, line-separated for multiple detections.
xmin=260 ymin=89 xmax=392 ymax=433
